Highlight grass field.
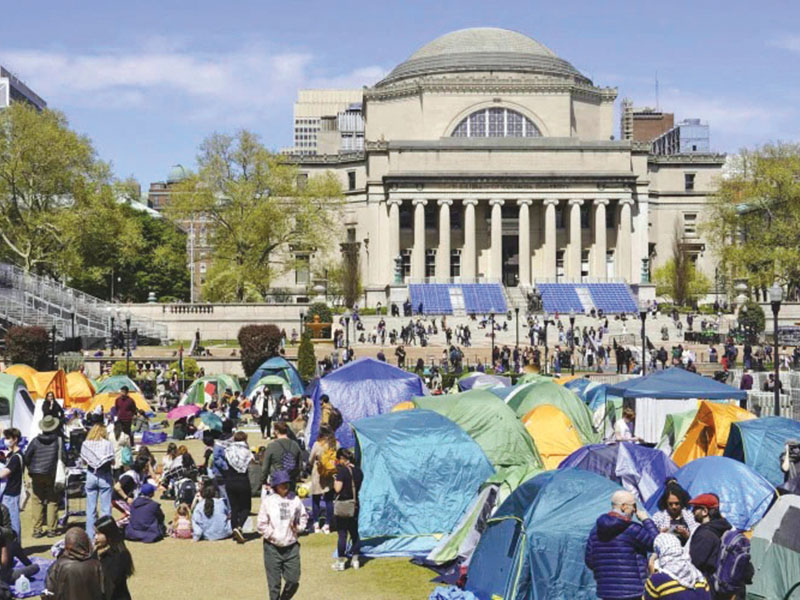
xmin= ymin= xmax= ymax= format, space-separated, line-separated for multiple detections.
xmin=20 ymin=435 xmax=439 ymax=600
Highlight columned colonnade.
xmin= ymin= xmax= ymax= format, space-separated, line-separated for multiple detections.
xmin=384 ymin=193 xmax=635 ymax=284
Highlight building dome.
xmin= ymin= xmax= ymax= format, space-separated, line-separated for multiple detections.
xmin=166 ymin=164 xmax=189 ymax=183
xmin=376 ymin=27 xmax=589 ymax=87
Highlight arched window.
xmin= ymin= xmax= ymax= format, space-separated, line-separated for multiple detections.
xmin=451 ymin=108 xmax=541 ymax=138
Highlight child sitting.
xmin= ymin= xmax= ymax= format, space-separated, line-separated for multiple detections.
xmin=169 ymin=503 xmax=193 ymax=539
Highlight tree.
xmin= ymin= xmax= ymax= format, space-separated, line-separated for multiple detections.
xmin=705 ymin=143 xmax=800 ymax=298
xmin=653 ymin=222 xmax=711 ymax=306
xmin=3 ymin=326 xmax=50 ymax=369
xmin=738 ymin=300 xmax=765 ymax=336
xmin=297 ymin=330 xmax=316 ymax=382
xmin=340 ymin=242 xmax=363 ymax=309
xmin=110 ymin=360 xmax=140 ymax=378
xmin=167 ymin=130 xmax=343 ymax=302
xmin=167 ymin=357 xmax=200 ymax=379
xmin=237 ymin=324 xmax=282 ymax=377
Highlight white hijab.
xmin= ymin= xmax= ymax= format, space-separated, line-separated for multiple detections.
xmin=654 ymin=533 xmax=705 ymax=589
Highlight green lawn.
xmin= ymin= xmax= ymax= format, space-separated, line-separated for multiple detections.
xmin=20 ymin=435 xmax=438 ymax=600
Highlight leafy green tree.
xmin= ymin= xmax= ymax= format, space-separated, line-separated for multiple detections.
xmin=653 ymin=222 xmax=710 ymax=306
xmin=167 ymin=357 xmax=200 ymax=379
xmin=738 ymin=300 xmax=765 ymax=335
xmin=167 ymin=130 xmax=343 ymax=302
xmin=705 ymin=143 xmax=800 ymax=297
xmin=110 ymin=360 xmax=139 ymax=378
xmin=297 ymin=330 xmax=316 ymax=382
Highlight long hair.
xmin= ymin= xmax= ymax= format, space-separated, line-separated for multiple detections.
xmin=318 ymin=424 xmax=336 ymax=449
xmin=202 ymin=481 xmax=217 ymax=519
xmin=658 ymin=480 xmax=691 ymax=512
xmin=86 ymin=424 xmax=108 ymax=442
xmin=95 ymin=515 xmax=135 ymax=577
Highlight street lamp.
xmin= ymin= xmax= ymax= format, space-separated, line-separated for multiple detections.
xmin=299 ymin=312 xmax=305 ymax=338
xmin=768 ymin=282 xmax=783 ymax=416
xmin=124 ymin=311 xmax=132 ymax=378
xmin=569 ymin=309 xmax=576 ymax=375
xmin=639 ymin=301 xmax=648 ymax=375
xmin=343 ymin=310 xmax=351 ymax=350
xmin=514 ymin=307 xmax=520 ymax=351
xmin=490 ymin=313 xmax=496 ymax=370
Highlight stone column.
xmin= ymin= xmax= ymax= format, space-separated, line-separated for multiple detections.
xmin=593 ymin=199 xmax=609 ymax=279
xmin=437 ymin=199 xmax=452 ymax=281
xmin=462 ymin=199 xmax=478 ymax=279
xmin=411 ymin=199 xmax=427 ymax=281
xmin=489 ymin=199 xmax=504 ymax=281
xmin=543 ymin=198 xmax=559 ymax=279
xmin=567 ymin=198 xmax=584 ymax=280
xmin=517 ymin=199 xmax=532 ymax=286
xmin=617 ymin=198 xmax=634 ymax=281
xmin=387 ymin=198 xmax=401 ymax=268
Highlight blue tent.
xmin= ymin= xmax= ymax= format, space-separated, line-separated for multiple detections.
xmin=244 ymin=357 xmax=304 ymax=397
xmin=563 ymin=377 xmax=593 ymax=398
xmin=467 ymin=469 xmax=621 ymax=600
xmin=605 ymin=367 xmax=746 ymax=400
xmin=645 ymin=456 xmax=775 ymax=530
xmin=558 ymin=442 xmax=678 ymax=504
xmin=458 ymin=373 xmax=511 ymax=391
xmin=308 ymin=357 xmax=427 ymax=448
xmin=724 ymin=417 xmax=800 ymax=487
xmin=352 ymin=410 xmax=494 ymax=557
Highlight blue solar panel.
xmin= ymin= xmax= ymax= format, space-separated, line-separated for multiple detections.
xmin=536 ymin=283 xmax=636 ymax=314
xmin=406 ymin=284 xmax=505 ymax=315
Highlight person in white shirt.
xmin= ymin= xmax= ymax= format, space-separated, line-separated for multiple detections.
xmin=614 ymin=407 xmax=642 ymax=443
xmin=258 ymin=470 xmax=308 ymax=600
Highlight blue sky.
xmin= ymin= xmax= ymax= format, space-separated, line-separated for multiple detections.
xmin=1 ymin=0 xmax=798 ymax=188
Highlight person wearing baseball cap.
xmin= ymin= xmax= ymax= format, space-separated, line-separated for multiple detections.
xmin=686 ymin=493 xmax=734 ymax=593
xmin=124 ymin=482 xmax=165 ymax=543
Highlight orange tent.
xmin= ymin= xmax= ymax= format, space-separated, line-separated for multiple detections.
xmin=89 ymin=392 xmax=151 ymax=414
xmin=66 ymin=372 xmax=95 ymax=406
xmin=4 ymin=365 xmax=38 ymax=394
xmin=522 ymin=404 xmax=584 ymax=469
xmin=672 ymin=401 xmax=756 ymax=466
xmin=391 ymin=401 xmax=416 ymax=413
xmin=4 ymin=366 xmax=70 ymax=403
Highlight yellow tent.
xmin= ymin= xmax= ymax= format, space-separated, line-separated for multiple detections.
xmin=4 ymin=365 xmax=38 ymax=395
xmin=4 ymin=366 xmax=70 ymax=403
xmin=89 ymin=392 xmax=152 ymax=414
xmin=672 ymin=401 xmax=756 ymax=466
xmin=66 ymin=372 xmax=95 ymax=406
xmin=522 ymin=404 xmax=584 ymax=470
xmin=391 ymin=401 xmax=416 ymax=412
xmin=554 ymin=374 xmax=580 ymax=385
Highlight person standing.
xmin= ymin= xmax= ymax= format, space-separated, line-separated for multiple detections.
xmin=45 ymin=527 xmax=105 ymax=600
xmin=108 ymin=421 xmax=132 ymax=479
xmin=308 ymin=425 xmax=337 ymax=534
xmin=0 ymin=428 xmax=24 ymax=539
xmin=585 ymin=489 xmax=659 ymax=600
xmin=614 ymin=407 xmax=642 ymax=443
xmin=644 ymin=533 xmax=710 ymax=599
xmin=24 ymin=415 xmax=64 ymax=538
xmin=652 ymin=480 xmax=697 ymax=546
xmin=41 ymin=391 xmax=65 ymax=432
xmin=80 ymin=423 xmax=116 ymax=541
xmin=223 ymin=431 xmax=253 ymax=544
xmin=93 ymin=515 xmax=134 ymax=600
xmin=114 ymin=386 xmax=138 ymax=439
xmin=261 ymin=422 xmax=302 ymax=491
xmin=258 ymin=470 xmax=308 ymax=600
xmin=332 ymin=449 xmax=363 ymax=571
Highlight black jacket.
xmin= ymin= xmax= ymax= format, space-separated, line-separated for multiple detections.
xmin=689 ymin=516 xmax=732 ymax=579
xmin=24 ymin=432 xmax=63 ymax=476
xmin=97 ymin=548 xmax=133 ymax=600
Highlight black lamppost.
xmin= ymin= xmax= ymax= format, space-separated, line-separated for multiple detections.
xmin=50 ymin=325 xmax=57 ymax=370
xmin=569 ymin=309 xmax=576 ymax=375
xmin=490 ymin=313 xmax=496 ymax=369
xmin=299 ymin=312 xmax=305 ymax=338
xmin=769 ymin=282 xmax=784 ymax=416
xmin=514 ymin=307 xmax=520 ymax=351
xmin=639 ymin=302 xmax=648 ymax=375
xmin=109 ymin=313 xmax=116 ymax=354
xmin=124 ymin=311 xmax=132 ymax=377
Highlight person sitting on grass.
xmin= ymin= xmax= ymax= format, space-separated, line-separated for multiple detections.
xmin=45 ymin=527 xmax=105 ymax=600
xmin=124 ymin=484 xmax=165 ymax=543
xmin=168 ymin=503 xmax=193 ymax=539
xmin=191 ymin=480 xmax=231 ymax=542
xmin=93 ymin=515 xmax=135 ymax=600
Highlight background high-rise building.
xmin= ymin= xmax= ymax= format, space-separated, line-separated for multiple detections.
xmin=291 ymin=90 xmax=363 ymax=155
xmin=652 ymin=119 xmax=710 ymax=155
xmin=0 ymin=66 xmax=46 ymax=111
xmin=620 ymin=98 xmax=674 ymax=142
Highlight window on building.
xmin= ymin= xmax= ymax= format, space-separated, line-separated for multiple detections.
xmin=295 ymin=254 xmax=310 ymax=285
xmin=199 ymin=263 xmax=206 ymax=274
xmin=347 ymin=171 xmax=356 ymax=191
xmin=296 ymin=173 xmax=308 ymax=190
xmin=425 ymin=203 xmax=436 ymax=229
xmin=683 ymin=213 xmax=698 ymax=237
xmin=346 ymin=227 xmax=357 ymax=243
xmin=685 ymin=173 xmax=696 ymax=191
xmin=556 ymin=205 xmax=565 ymax=229
xmin=580 ymin=205 xmax=590 ymax=229
xmin=451 ymin=205 xmax=462 ymax=229
xmin=556 ymin=250 xmax=565 ymax=280
xmin=401 ymin=249 xmax=411 ymax=279
xmin=425 ymin=249 xmax=436 ymax=278
xmin=399 ymin=204 xmax=412 ymax=229
xmin=452 ymin=108 xmax=541 ymax=138
xmin=606 ymin=203 xmax=616 ymax=229
xmin=450 ymin=249 xmax=461 ymax=278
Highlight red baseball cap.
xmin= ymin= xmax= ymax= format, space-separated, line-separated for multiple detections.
xmin=688 ymin=493 xmax=720 ymax=509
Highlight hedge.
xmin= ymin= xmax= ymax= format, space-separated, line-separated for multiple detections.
xmin=237 ymin=324 xmax=282 ymax=378
xmin=3 ymin=326 xmax=50 ymax=369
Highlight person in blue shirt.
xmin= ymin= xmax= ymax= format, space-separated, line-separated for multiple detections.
xmin=191 ymin=480 xmax=231 ymax=541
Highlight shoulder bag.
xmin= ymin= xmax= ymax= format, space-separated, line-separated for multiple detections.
xmin=54 ymin=441 xmax=66 ymax=492
xmin=333 ymin=466 xmax=356 ymax=518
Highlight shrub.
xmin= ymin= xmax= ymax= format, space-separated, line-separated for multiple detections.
xmin=237 ymin=324 xmax=281 ymax=377
xmin=297 ymin=330 xmax=316 ymax=382
xmin=111 ymin=360 xmax=140 ymax=378
xmin=738 ymin=300 xmax=765 ymax=335
xmin=3 ymin=326 xmax=50 ymax=369
xmin=167 ymin=356 xmax=200 ymax=379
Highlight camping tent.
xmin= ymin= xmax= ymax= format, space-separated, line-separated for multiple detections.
xmin=656 ymin=408 xmax=698 ymax=455
xmin=724 ymin=417 xmax=800 ymax=487
xmin=352 ymin=410 xmax=494 ymax=557
xmin=671 ymin=401 xmax=755 ymax=466
xmin=645 ymin=456 xmax=775 ymax=530
xmin=307 ymin=357 xmax=427 ymax=448
xmin=558 ymin=442 xmax=678 ymax=504
xmin=181 ymin=374 xmax=242 ymax=405
xmin=521 ymin=404 xmax=584 ymax=469
xmin=245 ymin=375 xmax=292 ymax=403
xmin=0 ymin=373 xmax=36 ymax=439
xmin=5 ymin=365 xmax=70 ymax=403
xmin=457 ymin=372 xmax=510 ymax=391
xmin=747 ymin=495 xmax=800 ymax=600
xmin=517 ymin=372 xmax=552 ymax=385
xmin=497 ymin=381 xmax=599 ymax=445
xmin=95 ymin=375 xmax=141 ymax=395
xmin=66 ymin=372 xmax=95 ymax=405
xmin=466 ymin=469 xmax=622 ymax=600
xmin=413 ymin=389 xmax=542 ymax=470
xmin=89 ymin=392 xmax=152 ymax=414
xmin=244 ymin=357 xmax=304 ymax=397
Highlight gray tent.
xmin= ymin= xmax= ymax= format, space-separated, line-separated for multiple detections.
xmin=748 ymin=494 xmax=800 ymax=599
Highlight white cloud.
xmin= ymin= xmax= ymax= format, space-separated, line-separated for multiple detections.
xmin=769 ymin=35 xmax=800 ymax=53
xmin=0 ymin=43 xmax=386 ymax=124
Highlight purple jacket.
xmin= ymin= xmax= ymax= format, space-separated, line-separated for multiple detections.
xmin=585 ymin=512 xmax=659 ymax=600
xmin=125 ymin=496 xmax=165 ymax=543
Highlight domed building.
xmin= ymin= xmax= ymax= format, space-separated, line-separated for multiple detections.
xmin=289 ymin=28 xmax=724 ymax=309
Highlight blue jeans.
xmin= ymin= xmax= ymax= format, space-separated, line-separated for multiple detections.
xmin=311 ymin=491 xmax=334 ymax=528
xmin=85 ymin=469 xmax=113 ymax=541
xmin=1 ymin=494 xmax=20 ymax=539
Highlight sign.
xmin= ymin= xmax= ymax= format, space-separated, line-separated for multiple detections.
xmin=777 ymin=326 xmax=800 ymax=346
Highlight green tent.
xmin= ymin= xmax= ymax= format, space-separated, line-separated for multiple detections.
xmin=517 ymin=372 xmax=552 ymax=385
xmin=246 ymin=375 xmax=292 ymax=401
xmin=748 ymin=495 xmax=800 ymax=600
xmin=0 ymin=373 xmax=36 ymax=439
xmin=413 ymin=389 xmax=543 ymax=470
xmin=181 ymin=374 xmax=242 ymax=406
xmin=657 ymin=408 xmax=698 ymax=455
xmin=503 ymin=381 xmax=600 ymax=444
xmin=95 ymin=375 xmax=141 ymax=394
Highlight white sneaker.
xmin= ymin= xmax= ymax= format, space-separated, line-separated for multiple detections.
xmin=351 ymin=555 xmax=360 ymax=570
xmin=313 ymin=523 xmax=320 ymax=534
xmin=331 ymin=560 xmax=346 ymax=571
xmin=322 ymin=524 xmax=330 ymax=535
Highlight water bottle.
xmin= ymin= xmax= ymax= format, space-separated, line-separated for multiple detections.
xmin=15 ymin=573 xmax=31 ymax=594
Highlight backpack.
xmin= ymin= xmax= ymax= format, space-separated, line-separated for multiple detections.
xmin=279 ymin=439 xmax=298 ymax=476
xmin=318 ymin=446 xmax=337 ymax=478
xmin=712 ymin=529 xmax=753 ymax=595
xmin=176 ymin=478 xmax=196 ymax=506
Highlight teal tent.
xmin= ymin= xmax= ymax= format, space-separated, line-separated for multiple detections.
xmin=95 ymin=375 xmax=141 ymax=394
xmin=244 ymin=357 xmax=304 ymax=397
xmin=466 ymin=469 xmax=622 ymax=600
xmin=748 ymin=495 xmax=800 ymax=600
xmin=352 ymin=409 xmax=494 ymax=557
xmin=724 ymin=417 xmax=800 ymax=487
xmin=413 ymin=389 xmax=543 ymax=469
xmin=0 ymin=373 xmax=36 ymax=439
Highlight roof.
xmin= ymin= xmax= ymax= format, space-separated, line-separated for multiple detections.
xmin=605 ymin=367 xmax=747 ymax=400
xmin=376 ymin=27 xmax=589 ymax=87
